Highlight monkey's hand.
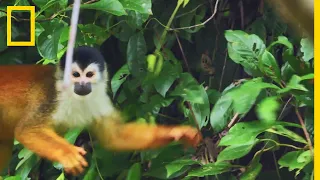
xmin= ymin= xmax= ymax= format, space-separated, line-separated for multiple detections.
xmin=166 ymin=125 xmax=202 ymax=148
xmin=57 ymin=145 xmax=88 ymax=176
xmin=14 ymin=126 xmax=88 ymax=176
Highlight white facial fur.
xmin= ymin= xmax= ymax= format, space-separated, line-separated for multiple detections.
xmin=53 ymin=62 xmax=115 ymax=128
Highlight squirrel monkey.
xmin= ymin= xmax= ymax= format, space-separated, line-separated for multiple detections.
xmin=0 ymin=46 xmax=202 ymax=175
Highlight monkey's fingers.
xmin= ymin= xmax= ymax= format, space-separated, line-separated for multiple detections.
xmin=169 ymin=126 xmax=202 ymax=147
xmin=63 ymin=155 xmax=86 ymax=176
xmin=75 ymin=146 xmax=87 ymax=156
xmin=59 ymin=146 xmax=88 ymax=176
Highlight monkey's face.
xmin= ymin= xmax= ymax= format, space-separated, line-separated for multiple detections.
xmin=58 ymin=46 xmax=108 ymax=100
xmin=70 ymin=62 xmax=104 ymax=98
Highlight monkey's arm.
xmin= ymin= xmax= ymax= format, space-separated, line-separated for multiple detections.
xmin=92 ymin=111 xmax=202 ymax=151
xmin=14 ymin=120 xmax=88 ymax=175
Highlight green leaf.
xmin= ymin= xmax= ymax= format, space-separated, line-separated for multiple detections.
xmin=300 ymin=38 xmax=314 ymax=62
xmin=210 ymin=94 xmax=233 ymax=132
xmin=16 ymin=150 xmax=39 ymax=180
xmin=256 ymin=96 xmax=280 ymax=124
xmin=266 ymin=125 xmax=307 ymax=144
xmin=111 ymin=64 xmax=130 ymax=98
xmin=179 ymin=6 xmax=206 ymax=33
xmin=267 ymin=36 xmax=294 ymax=55
xmin=281 ymin=61 xmax=295 ymax=82
xmin=34 ymin=0 xmax=60 ymax=17
xmin=35 ymin=22 xmax=45 ymax=37
xmin=217 ymin=139 xmax=259 ymax=162
xmin=187 ymin=162 xmax=231 ymax=177
xmin=183 ymin=0 xmax=190 ymax=7
xmin=165 ymin=159 xmax=200 ymax=178
xmin=245 ymin=18 xmax=266 ymax=41
xmin=144 ymin=145 xmax=190 ymax=179
xmin=126 ymin=10 xmax=150 ymax=29
xmin=304 ymin=108 xmax=314 ymax=142
xmin=207 ymin=89 xmax=221 ymax=104
xmin=127 ymin=32 xmax=147 ymax=77
xmin=64 ymin=128 xmax=83 ymax=144
xmin=240 ymin=158 xmax=262 ymax=180
xmin=227 ymin=78 xmax=280 ymax=116
xmin=4 ymin=176 xmax=22 ymax=180
xmin=94 ymin=146 xmax=132 ymax=177
xmin=119 ymin=0 xmax=152 ymax=14
xmin=278 ymin=150 xmax=313 ymax=177
xmin=80 ymin=0 xmax=127 ymax=16
xmin=263 ymin=4 xmax=287 ymax=36
xmin=225 ymin=30 xmax=265 ymax=76
xmin=219 ymin=121 xmax=271 ymax=146
xmin=126 ymin=163 xmax=141 ymax=180
xmin=36 ymin=19 xmax=66 ymax=60
xmin=153 ymin=61 xmax=182 ymax=97
xmin=283 ymin=50 xmax=311 ymax=76
xmin=56 ymin=173 xmax=65 ymax=180
xmin=15 ymin=0 xmax=30 ymax=6
xmin=78 ymin=24 xmax=110 ymax=45
xmin=83 ymin=163 xmax=98 ymax=180
xmin=258 ymin=50 xmax=281 ymax=83
xmin=170 ymin=73 xmax=205 ymax=104
xmin=188 ymin=85 xmax=210 ymax=128
xmin=278 ymin=75 xmax=310 ymax=93
xmin=32 ymin=0 xmax=51 ymax=8
xmin=141 ymin=94 xmax=174 ymax=115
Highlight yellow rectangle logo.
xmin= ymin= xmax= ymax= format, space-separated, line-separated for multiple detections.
xmin=6 ymin=6 xmax=35 ymax=46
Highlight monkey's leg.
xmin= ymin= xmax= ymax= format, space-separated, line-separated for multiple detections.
xmin=0 ymin=140 xmax=13 ymax=173
xmin=14 ymin=125 xmax=88 ymax=175
xmin=93 ymin=112 xmax=202 ymax=151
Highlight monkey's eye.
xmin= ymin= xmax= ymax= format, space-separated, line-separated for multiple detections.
xmin=86 ymin=72 xmax=94 ymax=78
xmin=72 ymin=72 xmax=80 ymax=78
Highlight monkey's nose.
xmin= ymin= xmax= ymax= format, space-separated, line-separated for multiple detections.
xmin=74 ymin=83 xmax=92 ymax=96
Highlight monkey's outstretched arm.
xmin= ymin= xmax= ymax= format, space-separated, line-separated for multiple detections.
xmin=93 ymin=111 xmax=202 ymax=151
xmin=14 ymin=120 xmax=88 ymax=175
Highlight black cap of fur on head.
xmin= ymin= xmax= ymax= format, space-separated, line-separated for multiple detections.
xmin=59 ymin=46 xmax=106 ymax=72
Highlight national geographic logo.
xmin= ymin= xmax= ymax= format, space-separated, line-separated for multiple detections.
xmin=6 ymin=6 xmax=35 ymax=46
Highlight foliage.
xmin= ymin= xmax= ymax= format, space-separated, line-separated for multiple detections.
xmin=0 ymin=0 xmax=314 ymax=179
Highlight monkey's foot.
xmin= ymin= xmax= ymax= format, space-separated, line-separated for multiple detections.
xmin=58 ymin=146 xmax=88 ymax=176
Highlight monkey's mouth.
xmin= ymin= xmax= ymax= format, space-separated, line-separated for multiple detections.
xmin=74 ymin=82 xmax=92 ymax=96
xmin=73 ymin=92 xmax=92 ymax=100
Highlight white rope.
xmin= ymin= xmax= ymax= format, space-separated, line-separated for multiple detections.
xmin=63 ymin=0 xmax=81 ymax=88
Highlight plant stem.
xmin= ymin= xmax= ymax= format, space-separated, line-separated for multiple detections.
xmin=155 ymin=1 xmax=182 ymax=53
xmin=295 ymin=107 xmax=314 ymax=156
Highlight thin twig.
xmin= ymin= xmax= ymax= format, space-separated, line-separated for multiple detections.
xmin=83 ymin=0 xmax=98 ymax=4
xmin=227 ymin=113 xmax=239 ymax=129
xmin=88 ymin=132 xmax=104 ymax=180
xmin=295 ymin=107 xmax=313 ymax=156
xmin=175 ymin=3 xmax=206 ymax=19
xmin=157 ymin=113 xmax=181 ymax=122
xmin=218 ymin=50 xmax=228 ymax=91
xmin=173 ymin=31 xmax=200 ymax=131
xmin=239 ymin=0 xmax=244 ymax=29
xmin=168 ymin=0 xmax=220 ymax=31
xmin=173 ymin=30 xmax=190 ymax=72
xmin=277 ymin=95 xmax=293 ymax=120
xmin=272 ymin=152 xmax=282 ymax=180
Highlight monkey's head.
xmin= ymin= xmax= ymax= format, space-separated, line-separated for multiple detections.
xmin=57 ymin=46 xmax=108 ymax=99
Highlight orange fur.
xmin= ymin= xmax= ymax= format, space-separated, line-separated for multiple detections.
xmin=0 ymin=65 xmax=202 ymax=176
